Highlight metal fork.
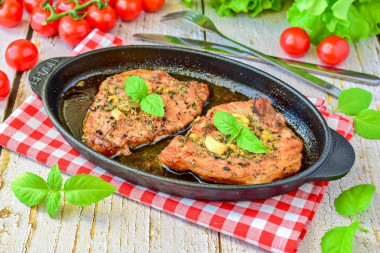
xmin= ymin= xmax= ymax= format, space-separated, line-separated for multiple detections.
xmin=161 ymin=10 xmax=342 ymax=97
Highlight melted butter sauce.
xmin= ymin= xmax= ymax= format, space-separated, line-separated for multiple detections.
xmin=62 ymin=73 xmax=249 ymax=182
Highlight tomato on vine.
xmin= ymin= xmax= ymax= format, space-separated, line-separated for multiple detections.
xmin=86 ymin=4 xmax=117 ymax=32
xmin=317 ymin=36 xmax=350 ymax=66
xmin=5 ymin=39 xmax=39 ymax=71
xmin=56 ymin=0 xmax=85 ymax=13
xmin=115 ymin=0 xmax=142 ymax=21
xmin=279 ymin=27 xmax=310 ymax=58
xmin=0 ymin=0 xmax=23 ymax=28
xmin=30 ymin=6 xmax=59 ymax=37
xmin=0 ymin=70 xmax=10 ymax=100
xmin=142 ymin=0 xmax=164 ymax=13
xmin=23 ymin=0 xmax=52 ymax=13
xmin=58 ymin=15 xmax=91 ymax=46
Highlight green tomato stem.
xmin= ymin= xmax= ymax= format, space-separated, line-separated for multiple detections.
xmin=42 ymin=0 xmax=100 ymax=24
xmin=358 ymin=225 xmax=369 ymax=232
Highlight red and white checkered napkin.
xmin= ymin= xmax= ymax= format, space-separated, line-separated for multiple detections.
xmin=0 ymin=29 xmax=355 ymax=253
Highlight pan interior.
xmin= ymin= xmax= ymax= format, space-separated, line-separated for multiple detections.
xmin=46 ymin=47 xmax=326 ymax=185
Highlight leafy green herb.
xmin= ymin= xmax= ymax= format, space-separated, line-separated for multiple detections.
xmin=335 ymin=88 xmax=372 ymax=116
xmin=183 ymin=0 xmax=282 ymax=17
xmin=11 ymin=164 xmax=116 ymax=218
xmin=140 ymin=94 xmax=165 ymax=117
xmin=213 ymin=111 xmax=268 ymax=153
xmin=287 ymin=0 xmax=380 ymax=45
xmin=125 ymin=76 xmax=165 ymax=117
xmin=354 ymin=109 xmax=380 ymax=139
xmin=321 ymin=184 xmax=376 ymax=252
xmin=64 ymin=174 xmax=117 ymax=206
xmin=236 ymin=128 xmax=269 ymax=153
xmin=321 ymin=221 xmax=359 ymax=253
xmin=334 ymin=184 xmax=376 ymax=216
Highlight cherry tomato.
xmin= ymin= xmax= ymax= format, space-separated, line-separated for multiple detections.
xmin=279 ymin=27 xmax=310 ymax=58
xmin=0 ymin=0 xmax=23 ymax=28
xmin=5 ymin=39 xmax=39 ymax=71
xmin=58 ymin=16 xmax=91 ymax=46
xmin=115 ymin=0 xmax=142 ymax=21
xmin=56 ymin=0 xmax=84 ymax=13
xmin=30 ymin=7 xmax=58 ymax=37
xmin=86 ymin=5 xmax=117 ymax=33
xmin=142 ymin=0 xmax=164 ymax=12
xmin=23 ymin=0 xmax=52 ymax=13
xmin=0 ymin=70 xmax=10 ymax=100
xmin=317 ymin=36 xmax=350 ymax=66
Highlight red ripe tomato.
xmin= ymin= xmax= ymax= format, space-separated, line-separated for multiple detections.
xmin=0 ymin=70 xmax=10 ymax=100
xmin=115 ymin=0 xmax=142 ymax=21
xmin=86 ymin=5 xmax=117 ymax=33
xmin=279 ymin=27 xmax=310 ymax=58
xmin=317 ymin=36 xmax=350 ymax=66
xmin=30 ymin=7 xmax=58 ymax=37
xmin=0 ymin=0 xmax=23 ymax=28
xmin=58 ymin=16 xmax=91 ymax=46
xmin=56 ymin=0 xmax=84 ymax=13
xmin=5 ymin=39 xmax=39 ymax=71
xmin=23 ymin=0 xmax=52 ymax=13
xmin=142 ymin=0 xmax=164 ymax=12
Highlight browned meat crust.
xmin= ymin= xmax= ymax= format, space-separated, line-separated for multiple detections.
xmin=159 ymin=98 xmax=303 ymax=185
xmin=82 ymin=69 xmax=210 ymax=156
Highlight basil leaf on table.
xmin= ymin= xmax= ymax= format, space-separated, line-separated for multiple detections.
xmin=64 ymin=174 xmax=117 ymax=206
xmin=46 ymin=191 xmax=62 ymax=218
xmin=213 ymin=111 xmax=241 ymax=135
xmin=321 ymin=221 xmax=359 ymax=253
xmin=11 ymin=172 xmax=50 ymax=206
xmin=354 ymin=109 xmax=380 ymax=139
xmin=140 ymin=94 xmax=165 ymax=117
xmin=334 ymin=184 xmax=376 ymax=216
xmin=47 ymin=163 xmax=63 ymax=191
xmin=236 ymin=128 xmax=269 ymax=154
xmin=125 ymin=76 xmax=148 ymax=102
xmin=336 ymin=88 xmax=372 ymax=116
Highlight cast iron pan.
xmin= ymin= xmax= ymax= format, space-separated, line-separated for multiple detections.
xmin=28 ymin=46 xmax=355 ymax=201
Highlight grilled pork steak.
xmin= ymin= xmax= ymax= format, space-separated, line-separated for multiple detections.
xmin=82 ymin=69 xmax=210 ymax=156
xmin=159 ymin=98 xmax=304 ymax=185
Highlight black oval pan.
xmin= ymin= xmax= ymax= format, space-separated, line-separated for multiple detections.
xmin=28 ymin=46 xmax=355 ymax=201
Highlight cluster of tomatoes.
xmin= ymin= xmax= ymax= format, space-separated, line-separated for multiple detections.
xmin=0 ymin=0 xmax=165 ymax=46
xmin=0 ymin=0 xmax=165 ymax=100
xmin=279 ymin=27 xmax=350 ymax=66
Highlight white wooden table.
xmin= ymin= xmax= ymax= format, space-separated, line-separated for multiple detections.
xmin=0 ymin=1 xmax=379 ymax=252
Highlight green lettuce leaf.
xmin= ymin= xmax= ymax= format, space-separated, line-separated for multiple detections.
xmin=287 ymin=0 xmax=380 ymax=45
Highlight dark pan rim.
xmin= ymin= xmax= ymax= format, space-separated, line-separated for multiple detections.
xmin=42 ymin=45 xmax=332 ymax=190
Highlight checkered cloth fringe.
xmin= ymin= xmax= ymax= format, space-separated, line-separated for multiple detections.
xmin=0 ymin=29 xmax=354 ymax=253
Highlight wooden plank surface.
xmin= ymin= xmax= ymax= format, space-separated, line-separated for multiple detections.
xmin=0 ymin=1 xmax=379 ymax=252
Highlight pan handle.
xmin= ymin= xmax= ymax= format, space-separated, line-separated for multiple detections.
xmin=304 ymin=129 xmax=355 ymax=182
xmin=28 ymin=57 xmax=71 ymax=98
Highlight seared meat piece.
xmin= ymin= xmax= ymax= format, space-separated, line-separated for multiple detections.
xmin=159 ymin=98 xmax=303 ymax=185
xmin=82 ymin=69 xmax=210 ymax=156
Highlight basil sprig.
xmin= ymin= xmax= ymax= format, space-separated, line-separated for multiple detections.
xmin=11 ymin=164 xmax=116 ymax=218
xmin=213 ymin=111 xmax=268 ymax=153
xmin=125 ymin=76 xmax=165 ymax=117
xmin=321 ymin=184 xmax=376 ymax=253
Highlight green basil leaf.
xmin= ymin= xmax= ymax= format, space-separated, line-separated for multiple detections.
xmin=11 ymin=172 xmax=50 ymax=206
xmin=336 ymin=88 xmax=372 ymax=116
xmin=334 ymin=184 xmax=376 ymax=216
xmin=125 ymin=76 xmax=148 ymax=102
xmin=64 ymin=174 xmax=117 ymax=206
xmin=213 ymin=111 xmax=240 ymax=136
xmin=228 ymin=127 xmax=242 ymax=144
xmin=46 ymin=191 xmax=61 ymax=218
xmin=354 ymin=109 xmax=380 ymax=139
xmin=47 ymin=164 xmax=63 ymax=191
xmin=321 ymin=221 xmax=359 ymax=253
xmin=236 ymin=127 xmax=269 ymax=153
xmin=140 ymin=94 xmax=165 ymax=117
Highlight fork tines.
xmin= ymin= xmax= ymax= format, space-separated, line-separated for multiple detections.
xmin=160 ymin=10 xmax=202 ymax=22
